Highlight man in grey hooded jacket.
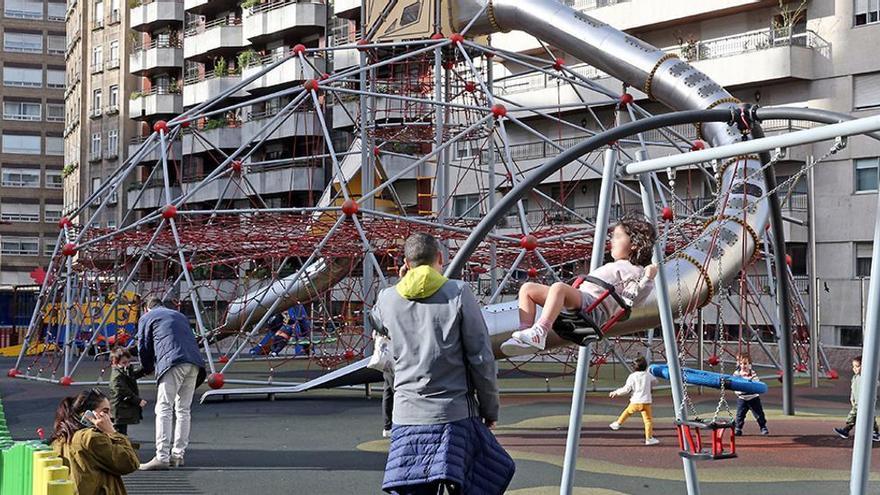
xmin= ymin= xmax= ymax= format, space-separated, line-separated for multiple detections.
xmin=372 ymin=232 xmax=505 ymax=493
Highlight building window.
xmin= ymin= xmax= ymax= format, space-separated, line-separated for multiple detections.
xmin=855 ymin=0 xmax=880 ymax=26
xmin=44 ymin=205 xmax=62 ymax=223
xmin=47 ymin=34 xmax=65 ymax=54
xmin=3 ymin=0 xmax=43 ymax=19
xmin=0 ymin=203 xmax=40 ymax=223
xmin=109 ymin=0 xmax=120 ymax=23
xmin=107 ymin=219 xmax=117 ymax=229
xmin=855 ymin=157 xmax=879 ymax=192
xmin=91 ymin=45 xmax=103 ymax=72
xmin=1 ymin=168 xmax=40 ymax=187
xmin=108 ymin=85 xmax=119 ymax=109
xmin=91 ymin=177 xmax=101 ymax=195
xmin=3 ymin=100 xmax=42 ymax=121
xmin=46 ymin=171 xmax=63 ymax=189
xmin=2 ymin=65 xmax=42 ymax=87
xmin=47 ymin=1 xmax=65 ymax=21
xmin=46 ymin=102 xmax=64 ymax=122
xmin=92 ymin=88 xmax=102 ymax=115
xmin=0 ymin=237 xmax=40 ymax=255
xmin=840 ymin=326 xmax=863 ymax=347
xmin=93 ymin=0 xmax=104 ymax=27
xmin=90 ymin=133 xmax=102 ymax=160
xmin=46 ymin=69 xmax=65 ymax=89
xmin=46 ymin=136 xmax=63 ymax=156
xmin=107 ymin=129 xmax=118 ymax=156
xmin=786 ymin=243 xmax=808 ymax=276
xmin=856 ymin=242 xmax=874 ymax=277
xmin=43 ymin=240 xmax=57 ymax=256
xmin=854 ymin=72 xmax=880 ymax=109
xmin=2 ymin=133 xmax=41 ymax=154
xmin=3 ymin=31 xmax=43 ymax=53
xmin=108 ymin=40 xmax=119 ymax=68
xmin=453 ymin=194 xmax=481 ymax=219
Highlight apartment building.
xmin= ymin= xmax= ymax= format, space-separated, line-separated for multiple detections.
xmin=0 ymin=0 xmax=67 ymax=288
xmin=63 ymin=0 xmax=139 ymax=229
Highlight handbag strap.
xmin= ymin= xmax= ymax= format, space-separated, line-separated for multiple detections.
xmin=460 ymin=321 xmax=477 ymax=420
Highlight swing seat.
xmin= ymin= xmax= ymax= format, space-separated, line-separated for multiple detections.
xmin=500 ymin=275 xmax=631 ymax=357
xmin=675 ymin=418 xmax=737 ymax=461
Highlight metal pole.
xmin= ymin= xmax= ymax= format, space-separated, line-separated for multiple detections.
xmin=360 ymin=39 xmax=375 ymax=336
xmin=807 ymin=156 xmax=820 ymax=387
xmin=698 ymin=308 xmax=704 ymax=395
xmin=752 ymin=123 xmax=795 ymax=415
xmin=559 ymin=149 xmax=616 ymax=495
xmin=849 ymin=187 xmax=880 ymax=495
xmin=638 ymin=171 xmax=701 ymax=495
xmin=486 ymin=55 xmax=498 ymax=294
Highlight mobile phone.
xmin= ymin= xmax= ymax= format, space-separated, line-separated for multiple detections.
xmin=80 ymin=410 xmax=97 ymax=427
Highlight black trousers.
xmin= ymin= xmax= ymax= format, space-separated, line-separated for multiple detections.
xmin=735 ymin=397 xmax=767 ymax=431
xmin=383 ymin=372 xmax=394 ymax=431
xmin=115 ymin=423 xmax=128 ymax=435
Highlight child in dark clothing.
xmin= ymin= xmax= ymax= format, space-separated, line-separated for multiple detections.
xmin=733 ymin=354 xmax=769 ymax=436
xmin=834 ymin=356 xmax=880 ymax=441
xmin=108 ymin=347 xmax=147 ymax=437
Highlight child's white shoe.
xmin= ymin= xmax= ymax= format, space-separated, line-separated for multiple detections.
xmin=500 ymin=338 xmax=539 ymax=357
xmin=511 ymin=325 xmax=547 ymax=350
xmin=645 ymin=437 xmax=660 ymax=445
xmin=609 ymin=422 xmax=620 ymax=431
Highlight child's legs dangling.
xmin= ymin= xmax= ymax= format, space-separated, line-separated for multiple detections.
xmin=639 ymin=405 xmax=654 ymax=439
xmin=536 ymin=282 xmax=584 ymax=329
xmin=518 ymin=282 xmax=549 ymax=328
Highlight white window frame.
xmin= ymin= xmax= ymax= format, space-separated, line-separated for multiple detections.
xmin=0 ymin=237 xmax=40 ymax=256
xmin=855 ymin=157 xmax=880 ymax=193
xmin=1 ymin=168 xmax=40 ymax=187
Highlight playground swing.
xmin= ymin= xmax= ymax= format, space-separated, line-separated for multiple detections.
xmin=551 ymin=275 xmax=633 ymax=346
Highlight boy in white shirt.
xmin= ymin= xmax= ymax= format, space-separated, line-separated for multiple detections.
xmin=609 ymin=356 xmax=660 ymax=445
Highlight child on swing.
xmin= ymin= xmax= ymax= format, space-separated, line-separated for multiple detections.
xmin=510 ymin=215 xmax=659 ymax=351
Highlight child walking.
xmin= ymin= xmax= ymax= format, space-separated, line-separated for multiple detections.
xmin=834 ymin=356 xmax=880 ymax=441
xmin=733 ymin=354 xmax=769 ymax=436
xmin=108 ymin=347 xmax=147 ymax=438
xmin=511 ymin=216 xmax=658 ymax=352
xmin=609 ymin=356 xmax=660 ymax=445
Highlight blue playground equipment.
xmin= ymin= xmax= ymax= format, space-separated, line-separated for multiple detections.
xmin=649 ymin=364 xmax=768 ymax=395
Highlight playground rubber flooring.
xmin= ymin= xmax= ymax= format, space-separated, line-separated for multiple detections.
xmin=2 ymin=356 xmax=879 ymax=495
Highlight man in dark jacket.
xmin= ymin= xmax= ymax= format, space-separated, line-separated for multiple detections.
xmin=372 ymin=233 xmax=510 ymax=494
xmin=136 ymin=296 xmax=206 ymax=470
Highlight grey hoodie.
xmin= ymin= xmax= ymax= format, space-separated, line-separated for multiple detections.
xmin=371 ymin=268 xmax=499 ymax=426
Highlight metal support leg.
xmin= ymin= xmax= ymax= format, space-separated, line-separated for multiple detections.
xmin=559 ymin=149 xmax=617 ymax=495
xmin=849 ymin=187 xmax=880 ymax=495
xmin=638 ymin=165 xmax=700 ymax=495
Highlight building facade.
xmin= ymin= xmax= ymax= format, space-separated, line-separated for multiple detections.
xmin=0 ymin=0 xmax=67 ymax=288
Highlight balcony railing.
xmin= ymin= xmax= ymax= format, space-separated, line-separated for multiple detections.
xmin=89 ymin=150 xmax=102 ymax=161
xmin=3 ymin=80 xmax=42 ymax=88
xmin=46 ymin=114 xmax=65 ymax=122
xmin=666 ymin=28 xmax=830 ymax=63
xmin=105 ymin=104 xmax=119 ymax=114
xmin=108 ymin=9 xmax=120 ymax=23
xmin=3 ymin=43 xmax=43 ymax=54
xmin=106 ymin=58 xmax=119 ymax=69
xmin=3 ymin=112 xmax=42 ymax=121
xmin=3 ymin=9 xmax=43 ymax=19
xmin=184 ymin=17 xmax=241 ymax=37
xmin=245 ymin=0 xmax=320 ymax=15
xmin=90 ymin=62 xmax=103 ymax=73
xmin=132 ymin=39 xmax=182 ymax=52
xmin=495 ymin=28 xmax=830 ymax=96
xmin=0 ymin=213 xmax=40 ymax=223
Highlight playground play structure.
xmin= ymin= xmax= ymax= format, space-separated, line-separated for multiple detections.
xmin=6 ymin=0 xmax=880 ymax=492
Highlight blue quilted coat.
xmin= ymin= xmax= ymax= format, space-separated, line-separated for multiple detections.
xmin=382 ymin=417 xmax=515 ymax=494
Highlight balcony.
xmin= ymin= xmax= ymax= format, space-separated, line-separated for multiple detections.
xmin=183 ymin=73 xmax=246 ymax=107
xmin=129 ymin=88 xmax=182 ymax=119
xmin=104 ymin=104 xmax=119 ymax=115
xmin=332 ymin=47 xmax=360 ymax=70
xmin=184 ymin=0 xmax=237 ymax=15
xmin=182 ymin=119 xmax=243 ymax=154
xmin=242 ymin=52 xmax=326 ymax=92
xmin=130 ymin=40 xmax=184 ymax=76
xmin=106 ymin=57 xmax=120 ymax=70
xmin=130 ymin=0 xmax=184 ymax=31
xmin=242 ymin=0 xmax=326 ymax=44
xmin=183 ymin=18 xmax=244 ymax=60
xmin=333 ymin=0 xmax=359 ymax=19
xmin=666 ymin=29 xmax=828 ymax=87
xmin=242 ymin=110 xmax=320 ymax=142
xmin=128 ymin=135 xmax=183 ymax=164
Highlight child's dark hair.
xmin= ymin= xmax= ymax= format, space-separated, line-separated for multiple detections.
xmin=52 ymin=388 xmax=108 ymax=444
xmin=110 ymin=347 xmax=132 ymax=366
xmin=633 ymin=356 xmax=648 ymax=372
xmin=614 ymin=215 xmax=657 ymax=267
xmin=854 ymin=356 xmax=862 ymax=365
xmin=738 ymin=353 xmax=752 ymax=364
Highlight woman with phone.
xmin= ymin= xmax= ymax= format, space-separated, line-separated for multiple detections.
xmin=51 ymin=388 xmax=140 ymax=495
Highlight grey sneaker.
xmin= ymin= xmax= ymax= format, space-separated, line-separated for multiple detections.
xmin=139 ymin=457 xmax=170 ymax=471
xmin=171 ymin=456 xmax=185 ymax=468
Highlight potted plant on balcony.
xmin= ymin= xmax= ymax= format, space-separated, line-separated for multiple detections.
xmin=673 ymin=29 xmax=700 ymax=62
xmin=213 ymin=57 xmax=228 ymax=78
xmin=240 ymin=0 xmax=261 ymax=9
xmin=237 ymin=49 xmax=259 ymax=69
